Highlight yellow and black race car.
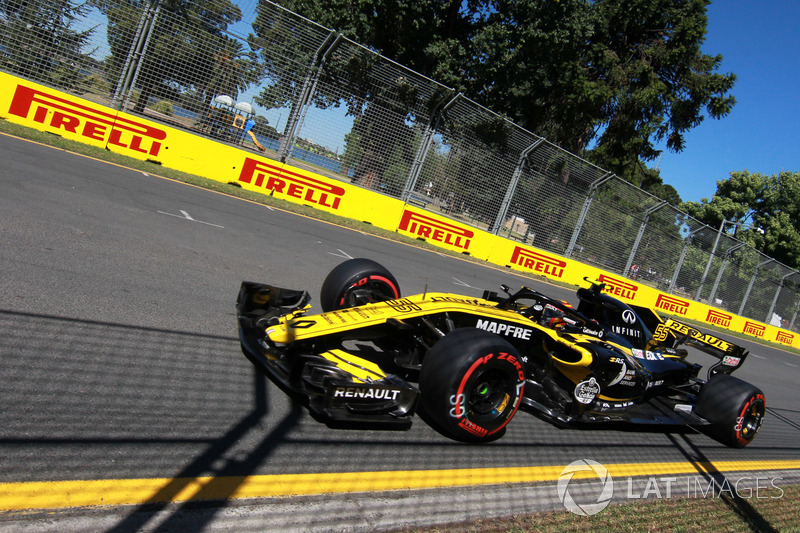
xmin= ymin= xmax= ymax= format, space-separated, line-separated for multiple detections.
xmin=237 ymin=258 xmax=765 ymax=446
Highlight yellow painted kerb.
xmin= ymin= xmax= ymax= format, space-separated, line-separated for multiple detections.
xmin=2 ymin=460 xmax=799 ymax=511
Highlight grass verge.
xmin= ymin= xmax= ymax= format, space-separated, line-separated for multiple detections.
xmin=411 ymin=484 xmax=800 ymax=532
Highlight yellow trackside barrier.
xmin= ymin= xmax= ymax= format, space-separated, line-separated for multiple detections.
xmin=1 ymin=72 xmax=797 ymax=351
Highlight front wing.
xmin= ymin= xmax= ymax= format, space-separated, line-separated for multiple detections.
xmin=237 ymin=282 xmax=419 ymax=428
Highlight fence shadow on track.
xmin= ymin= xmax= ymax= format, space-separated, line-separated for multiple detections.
xmin=0 ymin=308 xmax=305 ymax=531
xmin=668 ymin=433 xmax=781 ymax=533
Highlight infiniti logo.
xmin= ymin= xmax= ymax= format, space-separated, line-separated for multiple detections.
xmin=622 ymin=310 xmax=636 ymax=324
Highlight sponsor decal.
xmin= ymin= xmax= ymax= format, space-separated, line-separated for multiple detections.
xmin=706 ymin=309 xmax=732 ymax=328
xmin=607 ymin=362 xmax=628 ymax=387
xmin=8 ymin=85 xmax=166 ymax=156
xmin=655 ymin=294 xmax=690 ymax=316
xmin=509 ymin=246 xmax=566 ymax=278
xmin=652 ymin=323 xmax=671 ymax=343
xmin=645 ymin=379 xmax=665 ymax=390
xmin=430 ymin=295 xmax=493 ymax=308
xmin=458 ymin=418 xmax=489 ymax=437
xmin=574 ymin=377 xmax=600 ymax=404
xmin=743 ymin=321 xmax=766 ymax=338
xmin=722 ymin=355 xmax=741 ymax=366
xmin=475 ymin=319 xmax=532 ymax=340
xmin=238 ymin=157 xmax=344 ymax=209
xmin=666 ymin=320 xmax=734 ymax=353
xmin=332 ymin=386 xmax=402 ymax=400
xmin=599 ymin=274 xmax=638 ymax=301
xmin=776 ymin=331 xmax=794 ymax=345
xmin=581 ymin=326 xmax=604 ymax=338
xmin=397 ymin=210 xmax=473 ymax=250
xmin=622 ymin=310 xmax=636 ymax=324
xmin=611 ymin=325 xmax=641 ymax=339
xmin=288 ymin=319 xmax=316 ymax=328
xmin=596 ymin=400 xmax=636 ymax=410
xmin=384 ymin=298 xmax=422 ymax=313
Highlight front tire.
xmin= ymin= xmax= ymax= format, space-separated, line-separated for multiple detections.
xmin=320 ymin=258 xmax=400 ymax=312
xmin=419 ymin=329 xmax=526 ymax=443
xmin=694 ymin=373 xmax=765 ymax=448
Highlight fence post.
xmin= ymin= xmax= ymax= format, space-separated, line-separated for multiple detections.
xmin=668 ymin=240 xmax=692 ymax=293
xmin=738 ymin=258 xmax=775 ymax=316
xmin=113 ymin=2 xmax=161 ymax=111
xmin=624 ymin=201 xmax=667 ymax=278
xmin=565 ymin=172 xmax=614 ymax=258
xmin=401 ymin=92 xmax=460 ymax=202
xmin=695 ymin=219 xmax=728 ymax=301
xmin=490 ymin=139 xmax=544 ymax=235
xmin=277 ymin=30 xmax=340 ymax=163
xmin=708 ymin=243 xmax=745 ymax=304
xmin=767 ymin=272 xmax=796 ymax=324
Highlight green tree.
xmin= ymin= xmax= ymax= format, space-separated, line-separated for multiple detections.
xmin=251 ymin=0 xmax=479 ymax=181
xmin=265 ymin=0 xmax=731 ymax=202
xmin=682 ymin=170 xmax=800 ymax=269
xmin=94 ymin=0 xmax=246 ymax=113
xmin=0 ymin=0 xmax=94 ymax=87
xmin=585 ymin=0 xmax=735 ymax=179
xmin=204 ymin=37 xmax=262 ymax=104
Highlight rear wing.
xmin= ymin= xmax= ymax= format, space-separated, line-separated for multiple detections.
xmin=654 ymin=318 xmax=748 ymax=376
xmin=628 ymin=304 xmax=748 ymax=376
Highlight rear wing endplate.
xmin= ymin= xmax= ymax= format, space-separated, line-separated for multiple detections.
xmin=653 ymin=318 xmax=749 ymax=376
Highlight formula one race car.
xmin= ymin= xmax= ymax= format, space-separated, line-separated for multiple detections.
xmin=237 ymin=258 xmax=765 ymax=446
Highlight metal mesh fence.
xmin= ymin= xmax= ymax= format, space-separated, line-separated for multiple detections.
xmin=2 ymin=0 xmax=799 ymax=331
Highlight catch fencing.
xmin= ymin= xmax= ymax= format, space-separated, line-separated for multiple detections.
xmin=2 ymin=0 xmax=799 ymax=331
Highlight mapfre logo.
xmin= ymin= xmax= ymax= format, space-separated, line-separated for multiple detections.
xmin=706 ymin=309 xmax=732 ymax=328
xmin=238 ymin=157 xmax=344 ymax=210
xmin=598 ymin=274 xmax=637 ymax=300
xmin=397 ymin=210 xmax=473 ymax=250
xmin=655 ymin=294 xmax=690 ymax=316
xmin=776 ymin=331 xmax=794 ymax=345
xmin=509 ymin=247 xmax=566 ymax=278
xmin=8 ymin=85 xmax=166 ymax=156
xmin=743 ymin=321 xmax=766 ymax=338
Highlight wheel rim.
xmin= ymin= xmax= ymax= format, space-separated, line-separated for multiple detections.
xmin=739 ymin=397 xmax=765 ymax=442
xmin=464 ymin=368 xmax=516 ymax=423
xmin=340 ymin=276 xmax=398 ymax=307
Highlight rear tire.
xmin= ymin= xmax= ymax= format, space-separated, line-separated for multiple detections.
xmin=694 ymin=373 xmax=765 ymax=448
xmin=320 ymin=258 xmax=400 ymax=312
xmin=419 ymin=329 xmax=525 ymax=443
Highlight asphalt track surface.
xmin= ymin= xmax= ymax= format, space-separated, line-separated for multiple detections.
xmin=1 ymin=133 xmax=800 ymax=531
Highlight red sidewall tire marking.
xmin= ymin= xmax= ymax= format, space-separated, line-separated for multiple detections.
xmin=735 ymin=393 xmax=765 ymax=445
xmin=453 ymin=353 xmax=524 ymax=436
xmin=339 ymin=275 xmax=400 ymax=307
